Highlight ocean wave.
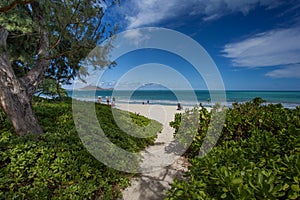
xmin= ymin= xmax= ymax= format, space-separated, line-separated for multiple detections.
xmin=71 ymin=96 xmax=300 ymax=109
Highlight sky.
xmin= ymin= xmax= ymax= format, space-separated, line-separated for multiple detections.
xmin=69 ymin=0 xmax=300 ymax=91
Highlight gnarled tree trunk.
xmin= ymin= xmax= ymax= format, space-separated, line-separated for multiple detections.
xmin=0 ymin=1 xmax=50 ymax=136
xmin=0 ymin=84 xmax=43 ymax=136
xmin=0 ymin=27 xmax=43 ymax=136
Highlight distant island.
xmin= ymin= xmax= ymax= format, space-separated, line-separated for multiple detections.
xmin=79 ymin=85 xmax=113 ymax=91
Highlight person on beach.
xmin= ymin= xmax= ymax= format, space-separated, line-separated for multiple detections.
xmin=147 ymin=100 xmax=150 ymax=104
xmin=106 ymin=96 xmax=110 ymax=105
xmin=111 ymin=97 xmax=115 ymax=107
xmin=97 ymin=96 xmax=102 ymax=104
xmin=177 ymin=103 xmax=183 ymax=110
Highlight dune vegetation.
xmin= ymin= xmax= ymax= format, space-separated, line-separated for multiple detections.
xmin=167 ymin=98 xmax=300 ymax=199
xmin=0 ymin=98 xmax=162 ymax=199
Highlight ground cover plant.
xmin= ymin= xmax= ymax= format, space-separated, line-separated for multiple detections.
xmin=167 ymin=98 xmax=300 ymax=199
xmin=0 ymin=98 xmax=162 ymax=199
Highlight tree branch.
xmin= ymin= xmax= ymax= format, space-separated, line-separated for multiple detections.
xmin=0 ymin=0 xmax=34 ymax=14
xmin=20 ymin=1 xmax=50 ymax=97
xmin=0 ymin=26 xmax=20 ymax=96
xmin=49 ymin=1 xmax=81 ymax=51
xmin=0 ymin=26 xmax=8 ymax=52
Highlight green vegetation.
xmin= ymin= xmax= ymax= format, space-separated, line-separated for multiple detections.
xmin=36 ymin=78 xmax=68 ymax=100
xmin=0 ymin=98 xmax=162 ymax=199
xmin=167 ymin=98 xmax=300 ymax=199
xmin=0 ymin=0 xmax=118 ymax=135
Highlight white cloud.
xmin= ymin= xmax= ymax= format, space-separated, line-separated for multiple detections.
xmin=266 ymin=65 xmax=300 ymax=78
xmin=222 ymin=27 xmax=300 ymax=67
xmin=120 ymin=0 xmax=283 ymax=29
xmin=222 ymin=26 xmax=300 ymax=78
xmin=123 ymin=29 xmax=151 ymax=46
xmin=124 ymin=0 xmax=178 ymax=29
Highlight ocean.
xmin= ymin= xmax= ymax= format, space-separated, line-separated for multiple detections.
xmin=68 ymin=90 xmax=300 ymax=109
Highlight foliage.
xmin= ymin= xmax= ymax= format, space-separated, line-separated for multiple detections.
xmin=0 ymin=99 xmax=162 ymax=199
xmin=167 ymin=98 xmax=300 ymax=199
xmin=222 ymin=97 xmax=291 ymax=142
xmin=94 ymin=103 xmax=161 ymax=152
xmin=171 ymin=97 xmax=299 ymax=158
xmin=0 ymin=0 xmax=119 ymax=136
xmin=167 ymin=129 xmax=300 ymax=199
xmin=0 ymin=0 xmax=118 ymax=82
xmin=36 ymin=78 xmax=68 ymax=100
xmin=0 ymin=109 xmax=10 ymax=131
xmin=169 ymin=103 xmax=218 ymax=158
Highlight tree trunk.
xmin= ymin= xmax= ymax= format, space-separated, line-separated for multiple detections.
xmin=0 ymin=1 xmax=50 ymax=136
xmin=0 ymin=26 xmax=43 ymax=136
xmin=0 ymin=85 xmax=43 ymax=136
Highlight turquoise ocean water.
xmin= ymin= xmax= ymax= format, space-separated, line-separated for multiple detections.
xmin=68 ymin=90 xmax=300 ymax=109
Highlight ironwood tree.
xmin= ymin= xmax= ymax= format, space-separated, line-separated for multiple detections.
xmin=0 ymin=0 xmax=117 ymax=136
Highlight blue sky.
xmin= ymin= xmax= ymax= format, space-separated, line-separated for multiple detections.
xmin=70 ymin=0 xmax=300 ymax=91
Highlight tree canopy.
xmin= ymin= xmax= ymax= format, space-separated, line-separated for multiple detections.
xmin=1 ymin=0 xmax=117 ymax=84
xmin=0 ymin=0 xmax=118 ymax=135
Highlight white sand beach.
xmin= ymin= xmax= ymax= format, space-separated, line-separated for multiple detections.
xmin=115 ymin=103 xmax=209 ymax=200
xmin=116 ymin=103 xmax=189 ymax=127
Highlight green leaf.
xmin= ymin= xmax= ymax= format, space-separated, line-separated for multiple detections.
xmin=291 ymin=184 xmax=300 ymax=192
xmin=232 ymin=178 xmax=243 ymax=185
xmin=288 ymin=193 xmax=298 ymax=200
xmin=282 ymin=183 xmax=289 ymax=191
xmin=221 ymin=193 xmax=227 ymax=198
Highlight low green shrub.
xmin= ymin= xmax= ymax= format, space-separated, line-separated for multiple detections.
xmin=167 ymin=128 xmax=300 ymax=199
xmin=167 ymin=98 xmax=300 ymax=199
xmin=0 ymin=99 xmax=162 ymax=199
xmin=171 ymin=97 xmax=300 ymax=158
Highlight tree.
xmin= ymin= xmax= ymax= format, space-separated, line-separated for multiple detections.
xmin=36 ymin=78 xmax=68 ymax=100
xmin=0 ymin=0 xmax=117 ymax=136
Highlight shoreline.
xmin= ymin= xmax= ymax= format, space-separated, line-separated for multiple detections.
xmin=68 ymin=90 xmax=300 ymax=109
xmin=69 ymin=96 xmax=300 ymax=109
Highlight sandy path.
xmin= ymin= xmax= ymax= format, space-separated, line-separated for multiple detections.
xmin=115 ymin=103 xmax=191 ymax=200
